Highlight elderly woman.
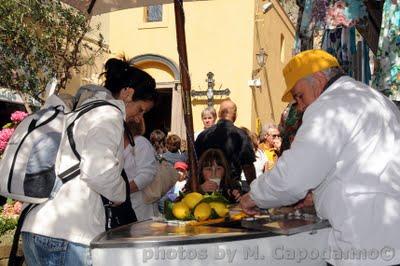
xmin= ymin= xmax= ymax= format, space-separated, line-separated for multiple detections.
xmin=194 ymin=106 xmax=217 ymax=140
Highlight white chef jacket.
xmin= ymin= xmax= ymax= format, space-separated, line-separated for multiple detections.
xmin=124 ymin=136 xmax=158 ymax=221
xmin=251 ymin=76 xmax=400 ymax=266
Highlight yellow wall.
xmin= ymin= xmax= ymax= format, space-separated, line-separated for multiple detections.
xmin=87 ymin=0 xmax=294 ymax=133
xmin=251 ymin=0 xmax=295 ymax=132
xmin=96 ymin=0 xmax=255 ymax=132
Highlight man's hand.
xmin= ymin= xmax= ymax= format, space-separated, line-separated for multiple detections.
xmin=239 ymin=193 xmax=260 ymax=215
xmin=228 ymin=189 xmax=242 ymax=202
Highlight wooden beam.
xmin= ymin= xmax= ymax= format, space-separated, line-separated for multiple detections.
xmin=356 ymin=0 xmax=383 ymax=55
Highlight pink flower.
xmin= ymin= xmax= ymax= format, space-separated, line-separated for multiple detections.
xmin=0 ymin=128 xmax=15 ymax=153
xmin=10 ymin=111 xmax=28 ymax=123
xmin=13 ymin=201 xmax=22 ymax=215
xmin=2 ymin=203 xmax=16 ymax=219
xmin=2 ymin=201 xmax=22 ymax=219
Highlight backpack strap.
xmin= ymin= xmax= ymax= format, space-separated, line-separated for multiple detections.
xmin=67 ymin=101 xmax=121 ymax=160
xmin=59 ymin=163 xmax=80 ymax=184
xmin=57 ymin=101 xmax=122 ymax=183
xmin=8 ymin=203 xmax=37 ymax=266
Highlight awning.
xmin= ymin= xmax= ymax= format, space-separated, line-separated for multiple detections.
xmin=0 ymin=88 xmax=40 ymax=107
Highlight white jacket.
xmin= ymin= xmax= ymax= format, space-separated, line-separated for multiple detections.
xmin=123 ymin=136 xmax=158 ymax=221
xmin=22 ymin=88 xmax=126 ymax=246
xmin=251 ymin=76 xmax=400 ymax=265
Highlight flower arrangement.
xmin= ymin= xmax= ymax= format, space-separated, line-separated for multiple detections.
xmin=0 ymin=128 xmax=14 ymax=154
xmin=0 ymin=110 xmax=28 ymax=236
xmin=0 ymin=200 xmax=21 ymax=236
xmin=0 ymin=110 xmax=28 ymax=157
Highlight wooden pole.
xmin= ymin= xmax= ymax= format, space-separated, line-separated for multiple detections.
xmin=173 ymin=0 xmax=199 ymax=192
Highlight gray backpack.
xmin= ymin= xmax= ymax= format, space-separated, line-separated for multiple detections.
xmin=0 ymin=95 xmax=120 ymax=204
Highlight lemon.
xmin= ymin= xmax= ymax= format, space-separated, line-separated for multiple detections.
xmin=194 ymin=203 xmax=212 ymax=221
xmin=172 ymin=202 xmax=190 ymax=220
xmin=209 ymin=202 xmax=229 ymax=217
xmin=182 ymin=192 xmax=203 ymax=209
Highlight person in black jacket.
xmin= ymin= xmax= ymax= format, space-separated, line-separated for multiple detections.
xmin=195 ymin=100 xmax=256 ymax=192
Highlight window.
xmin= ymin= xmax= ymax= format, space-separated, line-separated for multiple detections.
xmin=146 ymin=5 xmax=163 ymax=22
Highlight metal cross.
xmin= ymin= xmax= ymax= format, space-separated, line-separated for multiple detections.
xmin=191 ymin=72 xmax=231 ymax=107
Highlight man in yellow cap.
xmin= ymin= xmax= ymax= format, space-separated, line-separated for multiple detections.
xmin=240 ymin=49 xmax=400 ymax=266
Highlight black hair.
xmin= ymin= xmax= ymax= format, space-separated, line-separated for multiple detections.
xmin=102 ymin=58 xmax=157 ymax=102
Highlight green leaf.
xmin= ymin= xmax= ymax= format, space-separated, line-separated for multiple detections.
xmin=2 ymin=123 xmax=14 ymax=129
xmin=164 ymin=200 xmax=175 ymax=220
xmin=198 ymin=193 xmax=229 ymax=205
xmin=6 ymin=198 xmax=13 ymax=204
xmin=209 ymin=209 xmax=219 ymax=219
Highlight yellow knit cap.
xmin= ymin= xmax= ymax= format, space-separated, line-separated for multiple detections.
xmin=282 ymin=49 xmax=340 ymax=102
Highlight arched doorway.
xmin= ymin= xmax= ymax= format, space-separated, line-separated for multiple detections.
xmin=130 ymin=54 xmax=185 ymax=139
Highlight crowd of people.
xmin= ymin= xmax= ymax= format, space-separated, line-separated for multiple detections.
xmin=10 ymin=48 xmax=400 ymax=266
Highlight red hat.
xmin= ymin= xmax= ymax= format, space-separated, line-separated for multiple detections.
xmin=174 ymin=161 xmax=188 ymax=171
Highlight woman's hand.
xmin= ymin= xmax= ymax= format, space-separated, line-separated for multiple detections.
xmin=200 ymin=180 xmax=218 ymax=192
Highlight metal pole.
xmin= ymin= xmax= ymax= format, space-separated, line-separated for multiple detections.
xmin=173 ymin=0 xmax=199 ymax=192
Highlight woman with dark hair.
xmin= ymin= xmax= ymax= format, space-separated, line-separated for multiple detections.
xmin=198 ymin=148 xmax=241 ymax=203
xmin=21 ymin=58 xmax=158 ymax=266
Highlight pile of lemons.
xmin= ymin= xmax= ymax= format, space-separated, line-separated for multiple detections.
xmin=171 ymin=192 xmax=229 ymax=221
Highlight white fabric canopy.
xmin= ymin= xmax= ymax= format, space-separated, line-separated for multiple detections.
xmin=61 ymin=0 xmax=205 ymax=15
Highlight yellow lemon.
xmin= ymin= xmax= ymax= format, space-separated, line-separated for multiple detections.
xmin=182 ymin=192 xmax=203 ymax=209
xmin=194 ymin=203 xmax=212 ymax=221
xmin=209 ymin=202 xmax=229 ymax=217
xmin=172 ymin=202 xmax=190 ymax=220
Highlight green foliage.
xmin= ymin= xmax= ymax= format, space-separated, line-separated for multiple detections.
xmin=5 ymin=198 xmax=13 ymax=205
xmin=200 ymin=192 xmax=230 ymax=205
xmin=0 ymin=216 xmax=17 ymax=236
xmin=2 ymin=123 xmax=13 ymax=129
xmin=209 ymin=209 xmax=219 ymax=219
xmin=164 ymin=200 xmax=175 ymax=220
xmin=0 ymin=0 xmax=104 ymax=102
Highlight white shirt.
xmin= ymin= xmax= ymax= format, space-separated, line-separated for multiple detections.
xmin=22 ymin=94 xmax=126 ymax=246
xmin=250 ymin=76 xmax=400 ymax=266
xmin=124 ymin=136 xmax=158 ymax=221
xmin=241 ymin=148 xmax=267 ymax=181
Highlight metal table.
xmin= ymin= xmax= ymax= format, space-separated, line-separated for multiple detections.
xmin=91 ymin=217 xmax=331 ymax=266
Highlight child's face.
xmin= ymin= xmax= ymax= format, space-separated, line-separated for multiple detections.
xmin=202 ymin=160 xmax=224 ymax=180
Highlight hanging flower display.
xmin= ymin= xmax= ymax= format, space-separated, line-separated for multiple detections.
xmin=10 ymin=111 xmax=28 ymax=123
xmin=0 ymin=110 xmax=28 ymax=236
xmin=0 ymin=128 xmax=15 ymax=154
xmin=0 ymin=110 xmax=28 ymax=156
